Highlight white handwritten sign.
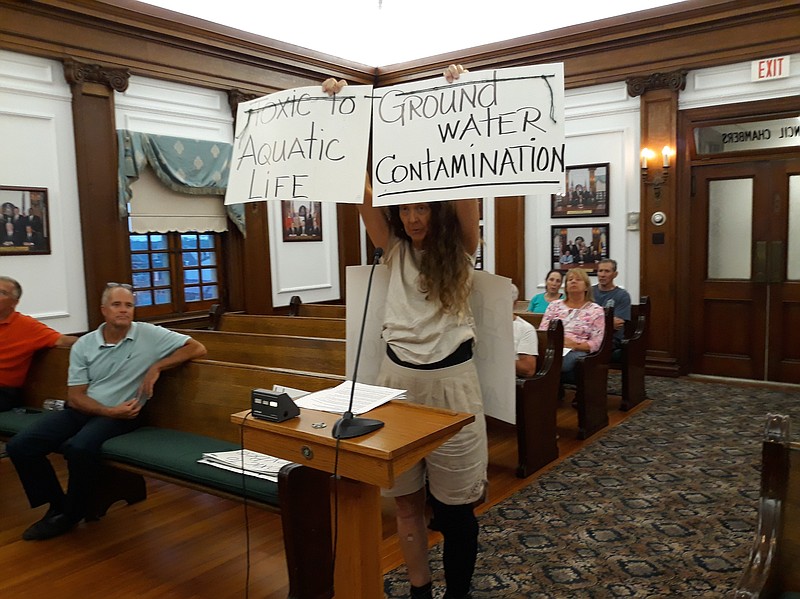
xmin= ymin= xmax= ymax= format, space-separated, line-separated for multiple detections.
xmin=225 ymin=85 xmax=373 ymax=205
xmin=371 ymin=65 xmax=566 ymax=206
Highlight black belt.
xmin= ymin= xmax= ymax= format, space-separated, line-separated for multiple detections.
xmin=386 ymin=339 xmax=473 ymax=370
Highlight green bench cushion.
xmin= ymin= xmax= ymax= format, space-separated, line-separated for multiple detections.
xmin=100 ymin=426 xmax=280 ymax=507
xmin=0 ymin=408 xmax=45 ymax=437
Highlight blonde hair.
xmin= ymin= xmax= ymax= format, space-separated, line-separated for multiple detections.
xmin=565 ymin=268 xmax=594 ymax=303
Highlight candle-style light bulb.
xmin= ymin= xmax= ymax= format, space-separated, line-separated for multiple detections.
xmin=641 ymin=149 xmax=649 ymax=169
xmin=662 ymin=146 xmax=671 ymax=168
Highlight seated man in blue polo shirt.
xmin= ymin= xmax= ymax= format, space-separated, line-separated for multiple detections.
xmin=7 ymin=283 xmax=206 ymax=541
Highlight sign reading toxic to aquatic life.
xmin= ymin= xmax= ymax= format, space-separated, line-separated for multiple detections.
xmin=370 ymin=64 xmax=565 ymax=206
xmin=225 ymin=84 xmax=373 ymax=205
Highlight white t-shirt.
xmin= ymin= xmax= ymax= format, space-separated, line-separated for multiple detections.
xmin=513 ymin=316 xmax=538 ymax=357
xmin=382 ymin=237 xmax=475 ymax=365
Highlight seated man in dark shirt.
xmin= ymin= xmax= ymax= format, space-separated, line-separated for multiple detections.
xmin=591 ymin=259 xmax=631 ymax=352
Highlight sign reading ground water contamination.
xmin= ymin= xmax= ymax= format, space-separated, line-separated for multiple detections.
xmin=225 ymin=84 xmax=373 ymax=206
xmin=371 ymin=64 xmax=566 ymax=206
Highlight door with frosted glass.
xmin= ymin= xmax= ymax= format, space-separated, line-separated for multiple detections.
xmin=690 ymin=159 xmax=800 ymax=383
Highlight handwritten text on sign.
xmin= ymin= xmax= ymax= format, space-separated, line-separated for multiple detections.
xmin=370 ymin=64 xmax=565 ymax=206
xmin=224 ymin=85 xmax=373 ymax=206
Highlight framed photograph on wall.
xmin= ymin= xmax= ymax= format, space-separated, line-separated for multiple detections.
xmin=0 ymin=186 xmax=51 ymax=255
xmin=281 ymin=200 xmax=323 ymax=242
xmin=550 ymin=163 xmax=609 ymax=218
xmin=551 ymin=223 xmax=609 ymax=276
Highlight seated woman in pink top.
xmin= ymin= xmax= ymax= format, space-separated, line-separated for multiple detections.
xmin=539 ymin=268 xmax=605 ymax=383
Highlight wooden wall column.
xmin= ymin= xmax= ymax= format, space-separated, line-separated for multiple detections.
xmin=63 ymin=59 xmax=131 ymax=330
xmin=627 ymin=71 xmax=686 ymax=376
xmin=494 ymin=196 xmax=525 ymax=292
xmin=228 ymin=90 xmax=274 ymax=315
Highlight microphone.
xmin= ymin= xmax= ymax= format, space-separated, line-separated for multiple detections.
xmin=331 ymin=247 xmax=386 ymax=439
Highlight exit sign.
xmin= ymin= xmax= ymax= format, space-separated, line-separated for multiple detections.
xmin=751 ymin=56 xmax=791 ymax=81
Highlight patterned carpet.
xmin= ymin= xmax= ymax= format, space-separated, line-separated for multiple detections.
xmin=383 ymin=376 xmax=800 ymax=598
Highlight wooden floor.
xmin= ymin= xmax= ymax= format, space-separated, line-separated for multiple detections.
xmin=0 ymin=393 xmax=646 ymax=598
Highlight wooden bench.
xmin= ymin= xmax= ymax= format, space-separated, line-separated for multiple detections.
xmin=518 ymin=307 xmax=615 ymax=439
xmin=0 ymin=349 xmax=345 ymax=510
xmin=514 ymin=319 xmax=563 ymax=478
xmin=215 ymin=312 xmax=346 ymax=339
xmin=184 ymin=329 xmax=347 ymax=376
xmin=573 ymin=306 xmax=615 ymax=439
xmin=610 ymin=296 xmax=650 ymax=411
xmin=516 ymin=311 xmax=542 ymax=328
xmin=289 ymin=295 xmax=346 ymax=319
xmin=735 ymin=413 xmax=800 ymax=598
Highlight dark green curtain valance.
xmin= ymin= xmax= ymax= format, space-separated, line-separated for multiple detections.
xmin=117 ymin=130 xmax=245 ymax=235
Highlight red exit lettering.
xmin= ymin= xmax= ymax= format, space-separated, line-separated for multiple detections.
xmin=755 ymin=57 xmax=788 ymax=80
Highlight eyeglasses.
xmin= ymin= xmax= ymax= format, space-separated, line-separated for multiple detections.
xmin=106 ymin=282 xmax=133 ymax=291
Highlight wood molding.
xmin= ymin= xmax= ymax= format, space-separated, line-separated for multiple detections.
xmin=626 ymin=70 xmax=687 ymax=98
xmin=1 ymin=1 xmax=795 ymax=92
xmin=0 ymin=0 xmax=375 ymax=93
xmin=63 ymin=57 xmax=130 ymax=92
xmin=375 ymin=1 xmax=800 ymax=87
xmin=227 ymin=89 xmax=259 ymax=117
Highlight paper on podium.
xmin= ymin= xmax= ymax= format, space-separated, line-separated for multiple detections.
xmin=294 ymin=381 xmax=406 ymax=415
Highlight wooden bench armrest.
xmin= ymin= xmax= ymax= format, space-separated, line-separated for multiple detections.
xmin=208 ymin=303 xmax=225 ymax=330
xmin=514 ymin=320 xmax=563 ymax=477
xmin=612 ymin=296 xmax=650 ymax=410
xmin=573 ymin=306 xmax=614 ymax=439
xmin=734 ymin=414 xmax=792 ymax=598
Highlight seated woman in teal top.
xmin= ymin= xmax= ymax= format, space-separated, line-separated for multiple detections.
xmin=528 ymin=269 xmax=565 ymax=313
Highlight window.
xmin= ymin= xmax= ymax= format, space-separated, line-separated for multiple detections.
xmin=130 ymin=232 xmax=222 ymax=318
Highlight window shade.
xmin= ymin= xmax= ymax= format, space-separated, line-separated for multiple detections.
xmin=129 ymin=166 xmax=227 ymax=233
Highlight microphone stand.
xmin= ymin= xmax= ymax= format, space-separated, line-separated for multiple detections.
xmin=332 ymin=247 xmax=386 ymax=439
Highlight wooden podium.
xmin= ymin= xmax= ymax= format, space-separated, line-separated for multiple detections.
xmin=232 ymin=401 xmax=474 ymax=599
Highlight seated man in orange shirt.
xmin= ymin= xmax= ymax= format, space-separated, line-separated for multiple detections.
xmin=0 ymin=276 xmax=77 ymax=411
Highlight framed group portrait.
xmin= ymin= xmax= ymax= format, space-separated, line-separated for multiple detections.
xmin=551 ymin=224 xmax=609 ymax=276
xmin=551 ymin=163 xmax=609 ymax=218
xmin=0 ymin=186 xmax=51 ymax=255
xmin=281 ymin=200 xmax=323 ymax=242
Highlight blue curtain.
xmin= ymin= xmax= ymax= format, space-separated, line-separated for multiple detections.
xmin=117 ymin=130 xmax=245 ymax=235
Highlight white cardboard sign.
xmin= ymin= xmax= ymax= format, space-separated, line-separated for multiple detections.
xmin=371 ymin=64 xmax=566 ymax=206
xmin=225 ymin=84 xmax=373 ymax=205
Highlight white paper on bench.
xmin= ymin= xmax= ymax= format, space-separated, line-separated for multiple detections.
xmin=294 ymin=381 xmax=406 ymax=415
xmin=198 ymin=449 xmax=293 ymax=482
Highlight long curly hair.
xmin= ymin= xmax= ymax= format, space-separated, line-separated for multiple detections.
xmin=387 ymin=202 xmax=474 ymax=316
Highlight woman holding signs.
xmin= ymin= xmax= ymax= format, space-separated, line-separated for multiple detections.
xmin=323 ymin=64 xmax=485 ymax=599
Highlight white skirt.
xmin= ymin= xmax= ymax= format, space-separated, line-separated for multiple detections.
xmin=377 ymin=354 xmax=488 ymax=505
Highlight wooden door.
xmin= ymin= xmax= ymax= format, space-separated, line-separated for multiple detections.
xmin=689 ymin=158 xmax=800 ymax=383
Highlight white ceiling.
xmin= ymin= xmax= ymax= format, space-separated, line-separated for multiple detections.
xmin=137 ymin=0 xmax=687 ymax=66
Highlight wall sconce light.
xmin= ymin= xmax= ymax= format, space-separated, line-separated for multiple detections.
xmin=641 ymin=146 xmax=672 ymax=201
